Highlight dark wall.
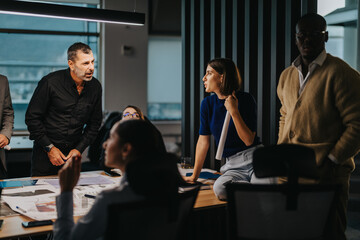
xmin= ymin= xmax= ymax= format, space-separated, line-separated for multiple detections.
xmin=182 ymin=0 xmax=317 ymax=169
xmin=149 ymin=0 xmax=181 ymax=35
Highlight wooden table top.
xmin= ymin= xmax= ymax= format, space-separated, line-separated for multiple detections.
xmin=0 ymin=185 xmax=225 ymax=239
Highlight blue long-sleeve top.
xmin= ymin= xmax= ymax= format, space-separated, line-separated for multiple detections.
xmin=199 ymin=91 xmax=260 ymax=158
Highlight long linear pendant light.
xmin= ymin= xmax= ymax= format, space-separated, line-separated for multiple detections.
xmin=0 ymin=0 xmax=145 ymax=26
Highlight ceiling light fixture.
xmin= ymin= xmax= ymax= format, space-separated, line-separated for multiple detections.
xmin=0 ymin=0 xmax=145 ymax=26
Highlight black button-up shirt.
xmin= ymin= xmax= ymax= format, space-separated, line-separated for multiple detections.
xmin=25 ymin=68 xmax=102 ymax=153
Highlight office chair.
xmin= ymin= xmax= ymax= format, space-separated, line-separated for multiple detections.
xmin=105 ymin=185 xmax=200 ymax=240
xmin=226 ymin=144 xmax=339 ymax=240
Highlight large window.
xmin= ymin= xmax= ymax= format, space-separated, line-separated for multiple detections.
xmin=0 ymin=2 xmax=99 ymax=131
xmin=147 ymin=36 xmax=181 ymax=121
xmin=319 ymin=0 xmax=359 ymax=70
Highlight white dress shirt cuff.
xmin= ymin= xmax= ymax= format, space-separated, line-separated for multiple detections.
xmin=328 ymin=154 xmax=339 ymax=164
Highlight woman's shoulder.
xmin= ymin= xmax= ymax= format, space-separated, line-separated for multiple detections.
xmin=202 ymin=93 xmax=217 ymax=101
xmin=201 ymin=94 xmax=217 ymax=107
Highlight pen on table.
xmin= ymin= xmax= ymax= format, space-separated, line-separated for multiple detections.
xmin=16 ymin=206 xmax=27 ymax=213
xmin=84 ymin=194 xmax=96 ymax=199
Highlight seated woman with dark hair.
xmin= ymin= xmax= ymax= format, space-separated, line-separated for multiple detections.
xmin=121 ymin=105 xmax=145 ymax=120
xmin=54 ymin=120 xmax=180 ymax=240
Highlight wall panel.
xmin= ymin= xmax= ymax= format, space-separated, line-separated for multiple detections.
xmin=182 ymin=0 xmax=316 ymax=169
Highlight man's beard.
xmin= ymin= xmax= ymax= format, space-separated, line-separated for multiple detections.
xmin=75 ymin=68 xmax=93 ymax=81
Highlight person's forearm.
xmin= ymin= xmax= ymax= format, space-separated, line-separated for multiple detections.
xmin=330 ymin=71 xmax=360 ymax=163
xmin=76 ymin=117 xmax=101 ymax=153
xmin=231 ymin=111 xmax=255 ymax=146
xmin=76 ymin=97 xmax=102 ymax=152
xmin=54 ymin=192 xmax=74 ymax=240
xmin=76 ymin=124 xmax=100 ymax=153
xmin=329 ymin=125 xmax=360 ymax=164
xmin=192 ymin=136 xmax=210 ymax=180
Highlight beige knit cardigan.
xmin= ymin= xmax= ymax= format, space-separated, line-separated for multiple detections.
xmin=277 ymin=54 xmax=360 ymax=170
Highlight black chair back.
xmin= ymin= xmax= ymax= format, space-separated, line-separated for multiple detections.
xmin=106 ymin=199 xmax=177 ymax=240
xmin=176 ymin=185 xmax=201 ymax=233
xmin=226 ymin=144 xmax=339 ymax=240
xmin=226 ymin=183 xmax=338 ymax=240
xmin=253 ymin=144 xmax=319 ymax=183
xmin=105 ymin=185 xmax=200 ymax=240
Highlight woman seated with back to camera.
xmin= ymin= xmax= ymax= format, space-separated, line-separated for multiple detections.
xmin=54 ymin=120 xmax=181 ymax=240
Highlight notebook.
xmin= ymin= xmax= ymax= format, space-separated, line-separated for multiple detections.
xmin=186 ymin=171 xmax=221 ymax=180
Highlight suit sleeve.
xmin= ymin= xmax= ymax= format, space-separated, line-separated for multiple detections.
xmin=0 ymin=76 xmax=14 ymax=141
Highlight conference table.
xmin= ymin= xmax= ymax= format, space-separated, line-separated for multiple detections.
xmin=0 ymin=170 xmax=225 ymax=239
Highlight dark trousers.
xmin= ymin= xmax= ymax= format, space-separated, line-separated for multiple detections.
xmin=0 ymin=161 xmax=7 ymax=179
xmin=0 ymin=150 xmax=7 ymax=179
xmin=319 ymin=159 xmax=352 ymax=240
xmin=31 ymin=143 xmax=72 ymax=177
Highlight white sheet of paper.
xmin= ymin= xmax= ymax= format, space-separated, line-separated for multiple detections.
xmin=215 ymin=111 xmax=231 ymax=160
xmin=2 ymin=173 xmax=119 ymax=220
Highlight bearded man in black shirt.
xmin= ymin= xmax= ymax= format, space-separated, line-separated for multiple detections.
xmin=26 ymin=42 xmax=102 ymax=176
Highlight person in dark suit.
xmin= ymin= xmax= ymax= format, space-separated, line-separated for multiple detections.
xmin=0 ymin=74 xmax=14 ymax=179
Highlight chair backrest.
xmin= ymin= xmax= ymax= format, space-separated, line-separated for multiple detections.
xmin=105 ymin=185 xmax=200 ymax=240
xmin=87 ymin=111 xmax=122 ymax=165
xmin=176 ymin=185 xmax=201 ymax=233
xmin=253 ymin=144 xmax=321 ymax=210
xmin=226 ymin=183 xmax=338 ymax=240
xmin=105 ymin=199 xmax=177 ymax=240
xmin=253 ymin=144 xmax=319 ymax=183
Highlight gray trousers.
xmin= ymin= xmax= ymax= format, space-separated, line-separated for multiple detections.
xmin=213 ymin=145 xmax=274 ymax=200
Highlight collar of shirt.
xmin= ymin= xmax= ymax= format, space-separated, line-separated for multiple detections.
xmin=292 ymin=49 xmax=327 ymax=95
xmin=65 ymin=68 xmax=89 ymax=92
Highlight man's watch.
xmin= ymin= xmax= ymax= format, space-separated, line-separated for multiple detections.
xmin=44 ymin=144 xmax=55 ymax=152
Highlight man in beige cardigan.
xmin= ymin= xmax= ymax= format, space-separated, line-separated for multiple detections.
xmin=277 ymin=13 xmax=360 ymax=240
xmin=0 ymin=74 xmax=14 ymax=179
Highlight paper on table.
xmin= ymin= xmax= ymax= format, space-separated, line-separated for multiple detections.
xmin=43 ymin=175 xmax=115 ymax=188
xmin=2 ymin=183 xmax=118 ymax=220
xmin=215 ymin=111 xmax=231 ymax=160
xmin=2 ymin=185 xmax=60 ymax=220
